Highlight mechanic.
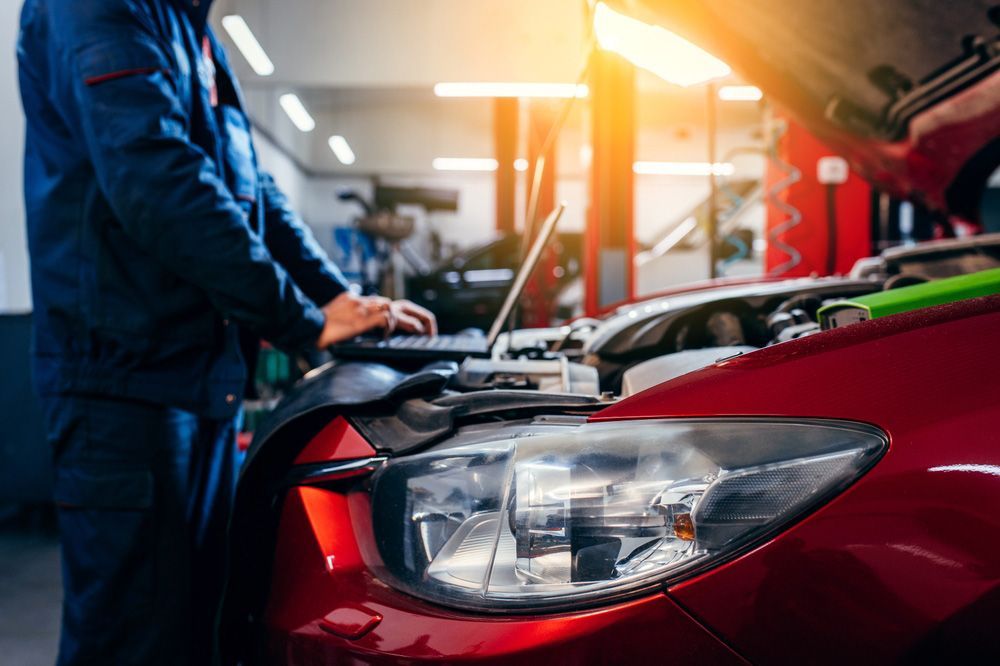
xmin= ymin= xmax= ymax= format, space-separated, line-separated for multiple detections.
xmin=17 ymin=1 xmax=435 ymax=663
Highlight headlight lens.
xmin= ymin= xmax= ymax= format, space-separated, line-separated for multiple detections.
xmin=370 ymin=418 xmax=885 ymax=611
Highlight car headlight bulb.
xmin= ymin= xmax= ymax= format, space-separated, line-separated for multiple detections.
xmin=370 ymin=419 xmax=885 ymax=612
xmin=511 ymin=458 xmax=705 ymax=586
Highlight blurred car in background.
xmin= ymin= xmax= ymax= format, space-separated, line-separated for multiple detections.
xmin=406 ymin=232 xmax=583 ymax=332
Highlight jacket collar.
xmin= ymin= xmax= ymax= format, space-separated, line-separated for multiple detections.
xmin=170 ymin=0 xmax=213 ymax=30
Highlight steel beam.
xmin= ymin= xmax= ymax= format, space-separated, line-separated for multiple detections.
xmin=522 ymin=101 xmax=559 ymax=328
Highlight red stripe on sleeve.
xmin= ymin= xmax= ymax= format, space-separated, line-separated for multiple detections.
xmin=84 ymin=67 xmax=162 ymax=86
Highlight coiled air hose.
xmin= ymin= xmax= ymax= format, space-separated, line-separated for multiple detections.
xmin=767 ymin=120 xmax=803 ymax=276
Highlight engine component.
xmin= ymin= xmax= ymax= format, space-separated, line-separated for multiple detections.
xmin=452 ymin=358 xmax=600 ymax=395
xmin=705 ymin=311 xmax=746 ymax=346
xmin=766 ymin=307 xmax=811 ymax=339
xmin=819 ymin=266 xmax=1000 ymax=329
xmin=620 ymin=347 xmax=756 ymax=397
xmin=773 ymin=321 xmax=821 ymax=343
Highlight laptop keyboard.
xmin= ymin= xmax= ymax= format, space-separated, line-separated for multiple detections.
xmin=369 ymin=334 xmax=487 ymax=351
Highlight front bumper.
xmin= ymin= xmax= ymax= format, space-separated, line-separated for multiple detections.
xmin=263 ymin=485 xmax=746 ymax=664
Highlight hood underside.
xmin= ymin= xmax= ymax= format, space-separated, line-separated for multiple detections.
xmin=616 ymin=0 xmax=1000 ymax=218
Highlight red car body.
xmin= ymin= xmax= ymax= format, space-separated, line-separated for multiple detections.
xmin=257 ymin=295 xmax=1000 ymax=663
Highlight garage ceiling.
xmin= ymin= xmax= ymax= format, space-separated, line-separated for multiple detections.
xmin=211 ymin=0 xmax=764 ymax=176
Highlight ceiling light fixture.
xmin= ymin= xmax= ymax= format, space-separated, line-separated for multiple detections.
xmin=432 ymin=158 xmax=499 ymax=172
xmin=279 ymin=94 xmax=315 ymax=132
xmin=328 ymin=135 xmax=356 ymax=165
xmin=718 ymin=85 xmax=763 ymax=101
xmin=221 ymin=15 xmax=274 ymax=76
xmin=514 ymin=158 xmax=529 ymax=172
xmin=593 ymin=2 xmax=730 ymax=87
xmin=633 ymin=161 xmax=735 ymax=176
xmin=433 ymin=82 xmax=589 ymax=99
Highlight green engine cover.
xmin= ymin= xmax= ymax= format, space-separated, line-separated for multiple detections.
xmin=818 ymin=267 xmax=1000 ymax=330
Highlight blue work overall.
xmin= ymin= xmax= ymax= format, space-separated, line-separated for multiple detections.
xmin=18 ymin=0 xmax=349 ymax=662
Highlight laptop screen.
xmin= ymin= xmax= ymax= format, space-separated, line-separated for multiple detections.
xmin=485 ymin=202 xmax=567 ymax=346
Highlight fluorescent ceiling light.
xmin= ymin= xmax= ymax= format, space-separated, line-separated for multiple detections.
xmin=221 ymin=15 xmax=274 ymax=76
xmin=434 ymin=82 xmax=589 ymax=98
xmin=328 ymin=135 xmax=356 ymax=165
xmin=278 ymin=94 xmax=315 ymax=132
xmin=593 ymin=2 xmax=730 ymax=87
xmin=514 ymin=158 xmax=529 ymax=172
xmin=433 ymin=158 xmax=499 ymax=172
xmin=634 ymin=161 xmax=735 ymax=176
xmin=718 ymin=85 xmax=763 ymax=101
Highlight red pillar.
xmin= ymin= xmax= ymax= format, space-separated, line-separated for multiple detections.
xmin=494 ymin=98 xmax=518 ymax=234
xmin=587 ymin=49 xmax=635 ymax=316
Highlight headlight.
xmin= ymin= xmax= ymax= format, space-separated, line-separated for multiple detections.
xmin=370 ymin=418 xmax=885 ymax=611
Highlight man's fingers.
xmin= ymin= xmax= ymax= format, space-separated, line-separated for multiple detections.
xmin=383 ymin=308 xmax=398 ymax=335
xmin=362 ymin=307 xmax=395 ymax=335
xmin=410 ymin=305 xmax=437 ymax=336
xmin=394 ymin=311 xmax=425 ymax=335
xmin=394 ymin=299 xmax=437 ymax=336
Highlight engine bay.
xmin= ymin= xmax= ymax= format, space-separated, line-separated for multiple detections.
xmin=425 ymin=233 xmax=1000 ymax=399
xmin=414 ymin=277 xmax=880 ymax=399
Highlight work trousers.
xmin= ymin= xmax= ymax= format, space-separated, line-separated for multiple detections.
xmin=40 ymin=394 xmax=242 ymax=665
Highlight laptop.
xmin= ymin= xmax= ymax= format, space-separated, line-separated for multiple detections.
xmin=331 ymin=202 xmax=566 ymax=362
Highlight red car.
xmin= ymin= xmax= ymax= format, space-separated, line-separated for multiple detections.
xmin=219 ymin=2 xmax=1000 ymax=663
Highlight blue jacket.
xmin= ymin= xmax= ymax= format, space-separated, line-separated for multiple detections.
xmin=18 ymin=0 xmax=348 ymax=418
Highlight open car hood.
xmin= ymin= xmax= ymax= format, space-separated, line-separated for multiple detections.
xmin=613 ymin=0 xmax=1000 ymax=219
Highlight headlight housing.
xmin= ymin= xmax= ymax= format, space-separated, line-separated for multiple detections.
xmin=369 ymin=418 xmax=885 ymax=612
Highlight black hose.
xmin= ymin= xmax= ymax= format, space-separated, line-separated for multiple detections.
xmin=826 ymin=183 xmax=838 ymax=275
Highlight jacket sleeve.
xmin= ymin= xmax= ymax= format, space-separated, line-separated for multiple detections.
xmin=260 ymin=172 xmax=350 ymax=306
xmin=53 ymin=2 xmax=324 ymax=351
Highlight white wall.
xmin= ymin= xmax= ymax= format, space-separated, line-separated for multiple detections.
xmin=0 ymin=0 xmax=29 ymax=313
xmin=252 ymin=128 xmax=308 ymax=208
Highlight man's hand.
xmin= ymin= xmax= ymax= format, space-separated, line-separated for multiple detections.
xmin=348 ymin=296 xmax=436 ymax=336
xmin=315 ymin=292 xmax=392 ymax=348
xmin=315 ymin=293 xmax=437 ymax=349
xmin=390 ymin=299 xmax=437 ymax=336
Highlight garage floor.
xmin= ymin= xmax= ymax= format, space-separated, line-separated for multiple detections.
xmin=0 ymin=510 xmax=61 ymax=665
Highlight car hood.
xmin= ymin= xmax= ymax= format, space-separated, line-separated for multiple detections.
xmin=611 ymin=0 xmax=1000 ymax=219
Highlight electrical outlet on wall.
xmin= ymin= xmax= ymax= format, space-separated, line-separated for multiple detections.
xmin=817 ymin=156 xmax=849 ymax=185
